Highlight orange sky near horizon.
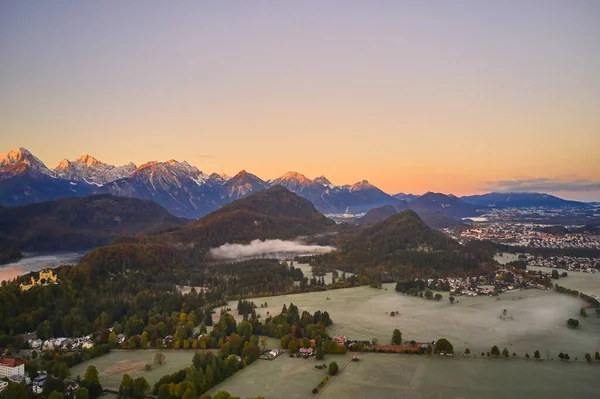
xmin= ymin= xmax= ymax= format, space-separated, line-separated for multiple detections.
xmin=1 ymin=2 xmax=599 ymax=200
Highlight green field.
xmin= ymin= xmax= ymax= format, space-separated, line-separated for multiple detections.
xmin=319 ymin=353 xmax=599 ymax=399
xmin=70 ymin=349 xmax=200 ymax=389
xmin=207 ymin=351 xmax=600 ymax=399
xmin=207 ymin=352 xmax=349 ymax=398
xmin=528 ymin=266 xmax=600 ymax=297
xmin=219 ymin=282 xmax=600 ymax=359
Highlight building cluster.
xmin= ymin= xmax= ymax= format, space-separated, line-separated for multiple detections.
xmin=417 ymin=272 xmax=551 ymax=297
xmin=452 ymin=223 xmax=600 ymax=250
xmin=28 ymin=335 xmax=95 ymax=351
xmin=19 ymin=269 xmax=58 ymax=291
xmin=525 ymin=255 xmax=599 ymax=272
xmin=493 ymin=268 xmax=550 ymax=291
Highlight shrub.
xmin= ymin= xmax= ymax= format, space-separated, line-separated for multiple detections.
xmin=328 ymin=361 xmax=339 ymax=376
xmin=567 ymin=318 xmax=579 ymax=328
xmin=312 ymin=388 xmax=318 ymax=394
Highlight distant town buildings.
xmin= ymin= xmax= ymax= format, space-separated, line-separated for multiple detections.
xmin=448 ymin=222 xmax=600 ymax=251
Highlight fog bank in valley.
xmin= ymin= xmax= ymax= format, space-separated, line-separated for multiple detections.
xmin=208 ymin=239 xmax=335 ymax=260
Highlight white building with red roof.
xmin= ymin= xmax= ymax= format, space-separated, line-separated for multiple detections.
xmin=0 ymin=357 xmax=25 ymax=378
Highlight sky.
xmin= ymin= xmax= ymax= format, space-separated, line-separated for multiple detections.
xmin=1 ymin=1 xmax=599 ymax=200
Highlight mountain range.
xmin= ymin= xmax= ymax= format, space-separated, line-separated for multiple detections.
xmin=0 ymin=148 xmax=398 ymax=217
xmin=0 ymin=147 xmax=592 ymax=219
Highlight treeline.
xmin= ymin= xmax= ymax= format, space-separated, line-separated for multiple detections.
xmin=310 ymin=249 xmax=495 ymax=282
xmin=0 ymin=243 xmax=330 ymax=348
xmin=555 ymin=284 xmax=600 ymax=308
xmin=152 ymin=303 xmax=335 ymax=398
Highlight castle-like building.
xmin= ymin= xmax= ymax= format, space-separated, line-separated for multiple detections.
xmin=19 ymin=269 xmax=57 ymax=291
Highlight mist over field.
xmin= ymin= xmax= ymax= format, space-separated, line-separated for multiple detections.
xmin=208 ymin=239 xmax=335 ymax=260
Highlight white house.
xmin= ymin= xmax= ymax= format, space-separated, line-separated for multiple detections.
xmin=0 ymin=357 xmax=25 ymax=378
xmin=82 ymin=341 xmax=94 ymax=349
xmin=28 ymin=339 xmax=42 ymax=349
xmin=43 ymin=340 xmax=55 ymax=351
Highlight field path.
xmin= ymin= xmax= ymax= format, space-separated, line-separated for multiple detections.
xmin=313 ymin=356 xmax=354 ymax=398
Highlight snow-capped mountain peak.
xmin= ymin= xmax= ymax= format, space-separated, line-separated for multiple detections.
xmin=75 ymin=154 xmax=103 ymax=166
xmin=313 ymin=175 xmax=333 ymax=187
xmin=54 ymin=154 xmax=137 ymax=185
xmin=279 ymin=171 xmax=312 ymax=182
xmin=350 ymin=179 xmax=374 ymax=191
xmin=272 ymin=171 xmax=314 ymax=186
xmin=222 ymin=170 xmax=268 ymax=200
xmin=0 ymin=147 xmax=54 ymax=176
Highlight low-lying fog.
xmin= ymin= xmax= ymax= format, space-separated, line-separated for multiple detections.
xmin=220 ymin=284 xmax=600 ymax=358
xmin=208 ymin=239 xmax=335 ymax=260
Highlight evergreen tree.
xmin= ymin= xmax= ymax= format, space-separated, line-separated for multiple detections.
xmin=391 ymin=329 xmax=402 ymax=345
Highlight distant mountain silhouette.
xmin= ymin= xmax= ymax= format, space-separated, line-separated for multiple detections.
xmin=358 ymin=203 xmax=464 ymax=229
xmin=0 ymin=194 xmax=187 ymax=251
xmin=168 ymin=186 xmax=335 ymax=248
xmin=461 ymin=192 xmax=590 ymax=208
xmin=395 ymin=192 xmax=482 ymax=218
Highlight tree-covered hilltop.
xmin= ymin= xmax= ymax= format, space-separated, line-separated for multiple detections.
xmin=0 ymin=241 xmax=331 ymax=347
xmin=167 ymin=186 xmax=335 ymax=248
xmin=0 ymin=244 xmax=21 ymax=264
xmin=357 ymin=205 xmax=464 ymax=229
xmin=308 ymin=210 xmax=497 ymax=280
xmin=0 ymin=194 xmax=188 ymax=251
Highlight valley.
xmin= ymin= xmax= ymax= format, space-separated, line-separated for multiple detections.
xmin=0 ymin=177 xmax=598 ymax=399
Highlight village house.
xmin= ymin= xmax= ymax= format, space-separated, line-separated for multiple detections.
xmin=33 ymin=374 xmax=47 ymax=394
xmin=28 ymin=338 xmax=42 ymax=349
xmin=333 ymin=335 xmax=347 ymax=345
xmin=0 ymin=356 xmax=25 ymax=378
xmin=299 ymin=347 xmax=314 ymax=357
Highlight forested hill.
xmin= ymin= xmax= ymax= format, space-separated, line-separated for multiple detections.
xmin=345 ymin=210 xmax=460 ymax=255
xmin=167 ymin=185 xmax=335 ymax=248
xmin=0 ymin=194 xmax=188 ymax=251
xmin=312 ymin=210 xmax=497 ymax=279
xmin=357 ymin=204 xmax=463 ymax=229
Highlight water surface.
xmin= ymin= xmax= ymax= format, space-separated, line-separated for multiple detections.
xmin=0 ymin=251 xmax=85 ymax=282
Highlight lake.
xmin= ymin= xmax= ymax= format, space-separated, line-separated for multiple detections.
xmin=0 ymin=251 xmax=85 ymax=282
